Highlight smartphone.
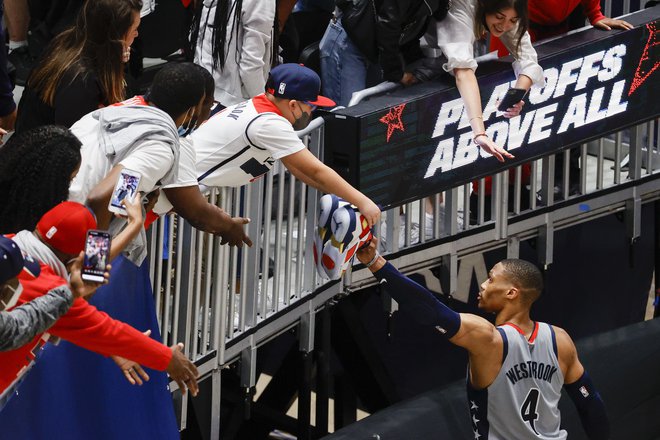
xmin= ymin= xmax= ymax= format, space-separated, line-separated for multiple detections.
xmin=82 ymin=230 xmax=111 ymax=283
xmin=497 ymin=87 xmax=528 ymax=112
xmin=108 ymin=169 xmax=141 ymax=215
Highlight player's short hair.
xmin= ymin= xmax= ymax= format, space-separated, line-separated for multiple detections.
xmin=146 ymin=62 xmax=205 ymax=120
xmin=500 ymin=259 xmax=543 ymax=302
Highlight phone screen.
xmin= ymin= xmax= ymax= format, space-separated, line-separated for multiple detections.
xmin=497 ymin=88 xmax=528 ymax=112
xmin=110 ymin=170 xmax=141 ymax=212
xmin=82 ymin=230 xmax=111 ymax=283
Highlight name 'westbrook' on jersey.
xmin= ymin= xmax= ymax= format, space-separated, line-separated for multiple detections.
xmin=505 ymin=361 xmax=559 ymax=385
xmin=467 ymin=322 xmax=567 ymax=440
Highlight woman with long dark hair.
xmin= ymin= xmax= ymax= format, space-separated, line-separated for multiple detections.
xmin=190 ymin=0 xmax=275 ymax=106
xmin=14 ymin=0 xmax=142 ymax=133
xmin=0 ymin=125 xmax=82 ymax=233
xmin=432 ymin=0 xmax=544 ymax=159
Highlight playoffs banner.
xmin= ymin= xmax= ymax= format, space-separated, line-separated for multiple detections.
xmin=323 ymin=9 xmax=659 ymax=208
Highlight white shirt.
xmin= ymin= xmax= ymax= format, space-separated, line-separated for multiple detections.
xmin=68 ymin=112 xmax=176 ymax=204
xmin=152 ymin=137 xmax=199 ymax=215
xmin=431 ymin=0 xmax=545 ymax=86
xmin=194 ymin=0 xmax=275 ymax=106
xmin=188 ymin=94 xmax=305 ymax=188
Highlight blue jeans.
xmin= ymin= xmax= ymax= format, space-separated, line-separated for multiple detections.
xmin=319 ymin=18 xmax=382 ymax=107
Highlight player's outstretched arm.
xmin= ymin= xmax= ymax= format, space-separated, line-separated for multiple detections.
xmin=556 ymin=326 xmax=610 ymax=440
xmin=355 ymin=238 xmax=499 ymax=353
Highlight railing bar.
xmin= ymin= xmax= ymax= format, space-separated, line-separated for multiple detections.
xmin=514 ymin=166 xmax=522 ymax=214
xmin=596 ymin=139 xmax=604 ymax=190
xmin=614 ymin=131 xmax=622 ymax=184
xmin=284 ymin=174 xmax=296 ymax=306
xmin=191 ymin=229 xmax=204 ymax=356
xmin=260 ymin=172 xmax=274 ymax=318
xmin=273 ymin=163 xmax=286 ymax=312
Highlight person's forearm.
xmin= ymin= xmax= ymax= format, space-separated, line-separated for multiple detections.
xmin=454 ymin=68 xmax=486 ymax=134
xmin=370 ymin=261 xmax=460 ymax=336
xmin=514 ymin=74 xmax=533 ymax=91
xmin=565 ymin=370 xmax=610 ymax=440
xmin=303 ymin=165 xmax=369 ymax=209
xmin=165 ymin=186 xmax=234 ymax=235
xmin=109 ymin=220 xmax=142 ymax=260
xmin=0 ymin=286 xmax=73 ymax=351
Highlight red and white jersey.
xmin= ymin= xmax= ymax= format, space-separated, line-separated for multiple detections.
xmin=188 ymin=94 xmax=306 ymax=188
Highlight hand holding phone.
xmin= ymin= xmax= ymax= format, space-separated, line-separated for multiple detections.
xmin=109 ymin=169 xmax=142 ymax=216
xmin=82 ymin=230 xmax=111 ymax=283
xmin=497 ymin=87 xmax=528 ymax=112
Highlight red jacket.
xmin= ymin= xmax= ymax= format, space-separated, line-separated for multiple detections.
xmin=0 ymin=263 xmax=172 ymax=394
xmin=490 ymin=0 xmax=606 ymax=56
xmin=528 ymin=0 xmax=605 ymax=29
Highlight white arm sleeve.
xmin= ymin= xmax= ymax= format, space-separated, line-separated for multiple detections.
xmin=247 ymin=115 xmax=306 ymax=160
xmin=118 ymin=140 xmax=175 ymax=193
xmin=499 ymin=27 xmax=545 ymax=87
xmin=435 ymin=0 xmax=478 ymax=73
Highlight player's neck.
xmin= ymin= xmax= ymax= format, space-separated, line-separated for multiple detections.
xmin=495 ymin=308 xmax=533 ymax=331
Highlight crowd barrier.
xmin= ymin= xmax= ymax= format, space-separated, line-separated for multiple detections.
xmin=144 ymin=4 xmax=659 ymax=435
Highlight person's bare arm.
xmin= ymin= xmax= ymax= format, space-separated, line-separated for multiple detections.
xmin=86 ymin=165 xmax=124 ymax=229
xmin=107 ymin=193 xmax=143 ymax=261
xmin=593 ymin=17 xmax=633 ymax=31
xmin=163 ymin=185 xmax=252 ymax=247
xmin=281 ymin=149 xmax=381 ymax=227
xmin=454 ymin=68 xmax=514 ymax=162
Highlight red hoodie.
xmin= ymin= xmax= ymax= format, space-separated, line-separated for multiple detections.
xmin=0 ymin=263 xmax=172 ymax=394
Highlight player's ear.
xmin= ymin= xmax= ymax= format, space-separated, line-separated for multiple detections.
xmin=506 ymin=287 xmax=519 ymax=300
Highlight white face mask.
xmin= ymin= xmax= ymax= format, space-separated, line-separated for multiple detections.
xmin=1 ymin=282 xmax=23 ymax=310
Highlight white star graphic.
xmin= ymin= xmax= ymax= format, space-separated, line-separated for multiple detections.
xmin=470 ymin=400 xmax=479 ymax=411
xmin=474 ymin=428 xmax=482 ymax=439
xmin=472 ymin=414 xmax=480 ymax=425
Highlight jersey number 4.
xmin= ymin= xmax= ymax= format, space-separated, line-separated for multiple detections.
xmin=520 ymin=388 xmax=540 ymax=435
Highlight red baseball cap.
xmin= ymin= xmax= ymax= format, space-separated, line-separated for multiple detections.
xmin=36 ymin=202 xmax=98 ymax=255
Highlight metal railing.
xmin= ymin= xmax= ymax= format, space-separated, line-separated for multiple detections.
xmin=145 ymin=0 xmax=657 ymax=433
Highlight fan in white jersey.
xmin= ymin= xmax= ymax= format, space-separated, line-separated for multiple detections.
xmin=171 ymin=63 xmax=381 ymax=228
xmin=356 ymin=238 xmax=610 ymax=440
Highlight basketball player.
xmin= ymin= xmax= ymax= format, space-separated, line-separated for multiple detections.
xmin=356 ymin=237 xmax=609 ymax=439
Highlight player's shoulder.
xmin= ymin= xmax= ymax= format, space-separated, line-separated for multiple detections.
xmin=551 ymin=325 xmax=578 ymax=357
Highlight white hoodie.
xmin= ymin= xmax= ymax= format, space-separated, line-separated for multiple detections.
xmin=194 ymin=0 xmax=275 ymax=106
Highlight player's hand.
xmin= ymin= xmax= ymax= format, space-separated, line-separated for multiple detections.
xmin=356 ymin=237 xmax=378 ymax=265
xmin=166 ymin=343 xmax=199 ymax=396
xmin=357 ymin=198 xmax=381 ymax=228
xmin=501 ymin=100 xmax=525 ymax=118
xmin=474 ymin=134 xmax=514 ymax=162
xmin=593 ymin=17 xmax=633 ymax=31
xmin=68 ymin=251 xmax=111 ymax=299
xmin=219 ymin=216 xmax=253 ymax=247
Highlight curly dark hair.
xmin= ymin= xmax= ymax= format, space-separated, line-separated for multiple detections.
xmin=0 ymin=126 xmax=82 ymax=233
